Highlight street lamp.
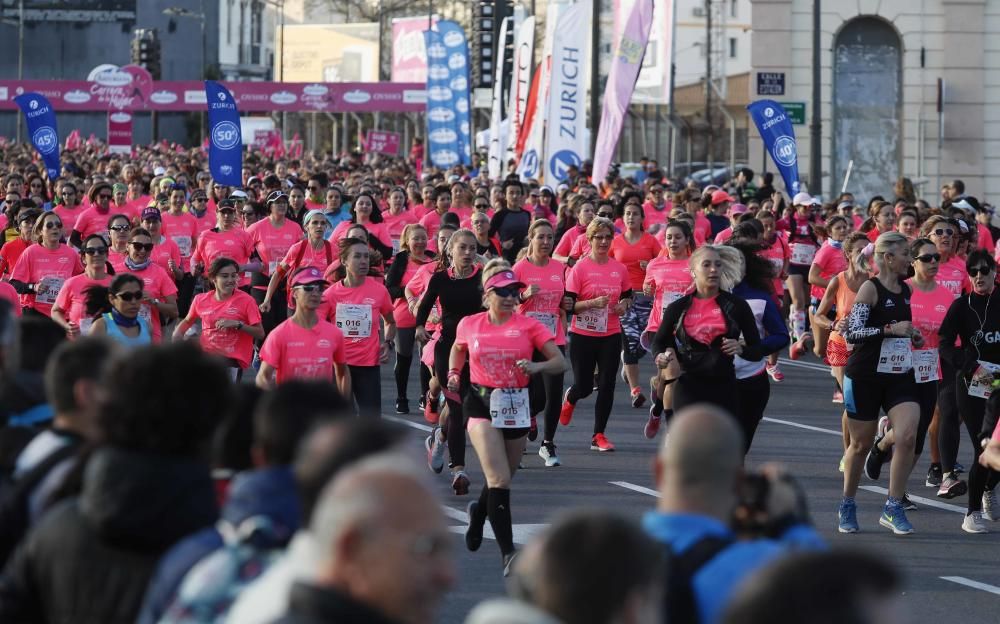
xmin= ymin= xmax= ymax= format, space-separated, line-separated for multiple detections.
xmin=163 ymin=4 xmax=208 ymax=141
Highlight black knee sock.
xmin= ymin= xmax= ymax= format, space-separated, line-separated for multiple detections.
xmin=394 ymin=354 xmax=412 ymax=399
xmin=662 ymin=408 xmax=675 ymax=425
xmin=473 ymin=485 xmax=489 ymax=523
xmin=420 ymin=364 xmax=431 ymax=398
xmin=487 ymin=487 xmax=514 ymax=555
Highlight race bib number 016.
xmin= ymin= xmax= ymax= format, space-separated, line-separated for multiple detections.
xmin=490 ymin=388 xmax=530 ymax=428
xmin=336 ymin=303 xmax=373 ymax=338
xmin=877 ymin=338 xmax=912 ymax=374
xmin=576 ymin=306 xmax=608 ymax=333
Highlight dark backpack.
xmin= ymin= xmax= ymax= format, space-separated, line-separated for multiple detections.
xmin=664 ymin=535 xmax=733 ymax=624
xmin=0 ymin=439 xmax=81 ymax=566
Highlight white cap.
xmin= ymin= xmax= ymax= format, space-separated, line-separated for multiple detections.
xmin=153 ymin=166 xmax=167 ymax=176
xmin=230 ymin=189 xmax=249 ymax=200
xmin=792 ymin=191 xmax=813 ymax=205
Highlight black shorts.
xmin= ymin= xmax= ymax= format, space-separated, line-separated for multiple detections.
xmin=788 ymin=263 xmax=810 ymax=277
xmin=465 ymin=384 xmax=530 ymax=440
xmin=844 ymin=373 xmax=918 ymax=422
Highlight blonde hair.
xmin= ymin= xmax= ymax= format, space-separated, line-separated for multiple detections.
xmin=586 ymin=216 xmax=615 ymax=241
xmin=689 ymin=244 xmax=745 ymax=292
xmin=481 ymin=258 xmax=512 ymax=286
xmin=524 ymin=219 xmax=555 ymax=258
xmin=856 ymin=231 xmax=908 ymax=274
xmin=33 ymin=212 xmax=62 ymax=243
xmin=399 ymin=223 xmax=427 ymax=252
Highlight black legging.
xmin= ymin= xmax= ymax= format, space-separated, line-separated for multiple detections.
xmin=954 ymin=376 xmax=1000 ymax=513
xmin=566 ymin=332 xmax=620 ymax=435
xmin=673 ymin=372 xmax=738 ymax=416
xmin=251 ymin=274 xmax=288 ymax=334
xmin=348 ymin=365 xmax=382 ymax=419
xmin=938 ymin=360 xmax=962 ymax=472
xmin=735 ymin=372 xmax=770 ymax=454
xmin=529 ymin=345 xmax=565 ymax=442
xmin=434 ymin=335 xmax=468 ymax=467
xmin=176 ymin=272 xmax=196 ymax=319
xmin=914 ymin=380 xmax=937 ymax=456
xmin=393 ymin=326 xmax=417 ymax=400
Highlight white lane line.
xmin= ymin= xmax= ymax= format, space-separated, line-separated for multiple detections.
xmin=384 ymin=414 xmax=434 ymax=432
xmin=940 ymin=576 xmax=1000 ymax=596
xmin=761 ymin=416 xmax=842 ymax=437
xmin=442 ymin=505 xmax=546 ymax=544
xmin=777 ymin=357 xmax=831 ymax=372
xmin=610 ymin=481 xmax=660 ymax=497
xmin=858 ymin=485 xmax=966 ymax=514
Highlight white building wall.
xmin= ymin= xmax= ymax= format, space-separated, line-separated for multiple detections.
xmin=674 ymin=0 xmax=753 ymax=88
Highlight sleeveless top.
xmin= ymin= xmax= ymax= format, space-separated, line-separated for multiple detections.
xmin=103 ymin=313 xmax=152 ymax=348
xmin=829 ymin=272 xmax=860 ymax=347
xmin=846 ymin=278 xmax=911 ymax=379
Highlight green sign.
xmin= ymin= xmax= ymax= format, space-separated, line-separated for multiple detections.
xmin=781 ymin=102 xmax=806 ymax=125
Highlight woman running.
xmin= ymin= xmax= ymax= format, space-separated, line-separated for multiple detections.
xmin=785 ymin=193 xmax=822 ymax=356
xmin=320 ymin=238 xmax=396 ymax=418
xmin=755 ymin=209 xmax=790 ymax=381
xmin=260 ymin=209 xmax=335 ymax=315
xmin=415 ymin=228 xmax=483 ymax=494
xmin=471 ymin=211 xmax=501 ymax=259
xmin=9 ymin=212 xmax=83 ymax=317
xmin=330 ymin=193 xmax=393 ymax=258
xmin=559 ymin=217 xmax=632 ymax=452
xmin=381 ymin=187 xmax=418 ymax=255
xmin=611 ymin=202 xmax=662 ymax=408
xmin=51 ymin=234 xmax=113 ymax=338
xmin=139 ymin=208 xmax=183 ymax=282
xmin=247 ymin=189 xmax=303 ymax=333
xmin=174 ymin=257 xmax=265 ymax=381
xmin=939 ymin=249 xmax=1000 ymax=533
xmin=839 ymin=232 xmax=921 ymax=535
xmin=650 ymin=245 xmax=763 ymax=416
xmin=85 ymin=274 xmax=152 ymax=348
xmin=862 ymin=200 xmax=896 ymax=243
xmin=106 ymin=213 xmax=132 ymax=273
xmin=191 ymin=199 xmax=257 ymax=289
xmin=256 ymin=266 xmax=350 ymax=395
xmin=453 ymin=259 xmax=565 ymax=576
xmin=513 ymin=219 xmax=568 ymax=466
xmin=385 ymin=223 xmax=434 ymax=414
xmin=120 ymin=228 xmax=179 ymax=343
xmin=553 ymin=196 xmax=596 ymax=264
xmin=806 ymin=215 xmax=850 ymax=361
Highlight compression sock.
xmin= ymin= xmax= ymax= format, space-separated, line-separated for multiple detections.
xmin=487 ymin=487 xmax=514 ymax=555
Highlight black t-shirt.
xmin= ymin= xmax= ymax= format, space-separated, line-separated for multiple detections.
xmin=414 ymin=266 xmax=484 ymax=341
xmin=490 ymin=209 xmax=531 ymax=263
xmin=846 ymin=278 xmax=911 ymax=379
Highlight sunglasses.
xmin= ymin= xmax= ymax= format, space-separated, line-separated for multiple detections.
xmin=115 ymin=291 xmax=144 ymax=302
xmin=129 ymin=242 xmax=154 ymax=252
xmin=474 ymin=203 xmax=490 ymax=209
xmin=295 ymin=283 xmax=324 ymax=293
xmin=241 ymin=210 xmax=256 ymax=217
xmin=98 ymin=194 xmax=113 ymax=200
xmin=933 ymin=228 xmax=955 ymax=237
xmin=598 ymin=212 xmax=614 ymax=218
xmin=110 ymin=224 xmax=131 ymax=232
xmin=191 ymin=197 xmax=207 ymax=202
xmin=491 ymin=286 xmax=520 ymax=298
xmin=83 ymin=246 xmax=108 ymax=255
xmin=969 ymin=266 xmax=994 ymax=277
xmin=915 ymin=253 xmax=941 ymax=263
xmin=44 ymin=221 xmax=63 ymax=229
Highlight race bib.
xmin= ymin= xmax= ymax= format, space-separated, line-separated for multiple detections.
xmin=138 ymin=303 xmax=153 ymax=327
xmin=661 ymin=291 xmax=683 ymax=315
xmin=35 ymin=276 xmax=64 ymax=305
xmin=526 ymin=311 xmax=558 ymax=337
xmin=173 ymin=235 xmax=192 ymax=257
xmin=912 ymin=348 xmax=940 ymax=383
xmin=576 ymin=305 xmax=608 ymax=333
xmin=790 ymin=243 xmax=816 ymax=265
xmin=490 ymin=387 xmax=530 ymax=429
xmin=268 ymin=260 xmax=278 ymax=275
xmin=336 ymin=303 xmax=373 ymax=338
xmin=392 ymin=238 xmax=401 ymax=255
xmin=79 ymin=317 xmax=94 ymax=336
xmin=877 ymin=337 xmax=912 ymax=374
xmin=968 ymin=361 xmax=1000 ymax=399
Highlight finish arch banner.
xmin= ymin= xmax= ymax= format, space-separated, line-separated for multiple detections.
xmin=205 ymin=81 xmax=243 ymax=187
xmin=544 ymin=0 xmax=591 ymax=183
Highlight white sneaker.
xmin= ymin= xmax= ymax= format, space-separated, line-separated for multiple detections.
xmin=962 ymin=511 xmax=990 ymax=534
xmin=983 ymin=488 xmax=998 ymax=521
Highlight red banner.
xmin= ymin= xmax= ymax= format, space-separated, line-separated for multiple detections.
xmin=107 ymin=111 xmax=133 ymax=154
xmin=0 ymin=80 xmax=425 ymax=113
xmin=363 ymin=130 xmax=401 ymax=155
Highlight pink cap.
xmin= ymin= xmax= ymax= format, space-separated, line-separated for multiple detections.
xmin=290 ymin=266 xmax=328 ymax=288
xmin=710 ymin=190 xmax=735 ymax=205
xmin=484 ymin=270 xmax=525 ymax=292
xmin=729 ymin=203 xmax=748 ymax=216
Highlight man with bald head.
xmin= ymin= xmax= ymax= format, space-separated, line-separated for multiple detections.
xmin=642 ymin=404 xmax=824 ymax=624
xmin=274 ymin=453 xmax=455 ymax=624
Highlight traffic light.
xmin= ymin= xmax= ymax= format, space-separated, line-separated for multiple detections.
xmin=131 ymin=28 xmax=162 ymax=79
xmin=473 ymin=0 xmax=513 ymax=89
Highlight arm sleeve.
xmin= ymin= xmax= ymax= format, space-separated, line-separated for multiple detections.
xmin=843 ymin=302 xmax=885 ymax=344
xmin=758 ymin=297 xmax=791 ymax=355
xmin=733 ymin=299 xmax=765 ymax=361
xmin=384 ymin=252 xmax=408 ymax=299
xmin=414 ymin=271 xmax=441 ymax=327
xmin=69 ymin=230 xmax=83 ymax=249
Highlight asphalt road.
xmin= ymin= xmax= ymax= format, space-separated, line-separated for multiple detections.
xmin=378 ymin=353 xmax=1000 ymax=624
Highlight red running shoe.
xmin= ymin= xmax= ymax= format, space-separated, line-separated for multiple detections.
xmin=559 ymin=388 xmax=575 ymax=426
xmin=424 ymin=392 xmax=440 ymax=424
xmin=591 ymin=433 xmax=616 ymax=452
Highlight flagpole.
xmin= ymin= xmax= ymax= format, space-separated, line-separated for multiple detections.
xmin=589 ymin=0 xmax=600 ymax=157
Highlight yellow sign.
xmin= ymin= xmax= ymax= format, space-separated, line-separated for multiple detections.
xmin=275 ymin=23 xmax=379 ymax=82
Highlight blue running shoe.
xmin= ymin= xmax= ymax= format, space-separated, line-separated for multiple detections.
xmin=879 ymin=502 xmax=914 ymax=535
xmin=838 ymin=500 xmax=859 ymax=533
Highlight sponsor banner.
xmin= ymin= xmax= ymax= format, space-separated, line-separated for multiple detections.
xmin=747 ymin=99 xmax=801 ymax=194
xmin=488 ymin=17 xmax=512 ymax=180
xmin=276 ymin=23 xmax=379 ymax=82
xmin=544 ymin=1 xmax=591 ymax=183
xmin=435 ymin=20 xmax=472 ymax=166
xmin=516 ymin=1 xmax=559 ymax=182
xmin=363 ymin=130 xmax=401 ymax=155
xmin=14 ymin=92 xmax=60 ymax=178
xmin=0 ymin=81 xmax=425 ymax=113
xmin=507 ymin=16 xmax=535 ymax=162
xmin=424 ymin=29 xmax=460 ymax=168
xmin=107 ymin=111 xmax=133 ymax=154
xmin=392 ymin=16 xmax=435 ymax=83
xmin=205 ymin=81 xmax=244 ymax=187
xmin=86 ymin=63 xmax=154 ymax=110
xmin=613 ymin=0 xmax=673 ymax=104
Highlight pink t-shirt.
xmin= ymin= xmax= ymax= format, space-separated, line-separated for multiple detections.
xmin=683 ymin=296 xmax=726 ymax=345
xmin=392 ymin=258 xmax=430 ymax=328
xmin=758 ymin=234 xmax=790 ymax=296
xmin=713 ymin=227 xmax=733 ymax=244
xmin=126 ymin=262 xmax=179 ymax=343
xmin=693 ymin=213 xmax=712 ymax=246
xmin=10 ymin=244 xmax=84 ymax=316
xmin=610 ymin=232 xmax=662 ymax=291
xmin=643 ymin=256 xmax=693 ymax=335
xmin=281 ymin=239 xmax=335 ymax=275
xmin=642 ymin=202 xmax=672 ymax=231
xmin=319 ymin=276 xmax=393 ymax=367
xmin=151 ymin=236 xmax=182 ymax=276
xmin=188 ymin=290 xmax=262 ymax=368
xmin=192 ymin=228 xmax=255 ymax=286
xmin=555 ymin=224 xmax=586 ymax=257
xmin=407 ymin=262 xmax=441 ymax=331
xmin=978 ymin=223 xmax=995 ymax=255
xmin=568 ymin=233 xmax=592 ymax=260
xmin=247 ymin=218 xmax=304 ymax=279
xmin=513 ymin=257 xmax=567 ymax=346
xmin=454 ymin=312 xmax=552 ymax=387
xmin=330 ymin=220 xmax=393 ymax=250
xmin=54 ymin=273 xmax=112 ymax=333
xmin=936 ymin=256 xmax=971 ymax=298
xmin=72 ymin=208 xmax=114 ymax=239
xmin=565 ymin=256 xmax=631 ymax=337
xmin=810 ymin=241 xmax=848 ymax=300
xmin=108 ymin=249 xmax=128 ymax=274
xmin=908 ymin=281 xmax=952 ymax=381
xmin=52 ymin=205 xmax=85 ymax=230
xmin=0 ymin=280 xmax=20 ymax=315
xmin=381 ymin=211 xmax=419 ymax=253
xmin=161 ymin=211 xmax=199 ymax=271
xmin=191 ymin=210 xmax=217 ymax=236
xmin=259 ymin=317 xmax=346 ymax=384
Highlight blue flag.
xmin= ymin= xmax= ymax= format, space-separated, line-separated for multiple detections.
xmin=424 ymin=29 xmax=460 ymax=168
xmin=747 ymin=100 xmax=800 ymax=195
xmin=435 ymin=20 xmax=472 ymax=166
xmin=204 ymin=80 xmax=243 ymax=186
xmin=14 ymin=93 xmax=60 ymax=179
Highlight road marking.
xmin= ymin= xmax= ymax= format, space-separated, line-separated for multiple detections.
xmin=940 ymin=576 xmax=1000 ymax=596
xmin=384 ymin=414 xmax=434 ymax=432
xmin=858 ymin=485 xmax=966 ymax=514
xmin=442 ymin=505 xmax=546 ymax=544
xmin=777 ymin=357 xmax=831 ymax=372
xmin=609 ymin=481 xmax=660 ymax=497
xmin=761 ymin=416 xmax=842 ymax=436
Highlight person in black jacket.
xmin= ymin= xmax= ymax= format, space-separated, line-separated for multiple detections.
xmin=651 ymin=244 xmax=764 ymax=417
xmin=0 ymin=342 xmax=230 ymax=624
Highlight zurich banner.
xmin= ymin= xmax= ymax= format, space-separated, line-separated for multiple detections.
xmin=435 ymin=20 xmax=472 ymax=166
xmin=424 ymin=29 xmax=460 ymax=168
xmin=747 ymin=99 xmax=800 ymax=195
xmin=544 ymin=0 xmax=591 ymax=183
xmin=204 ymin=80 xmax=243 ymax=187
xmin=14 ymin=93 xmax=60 ymax=179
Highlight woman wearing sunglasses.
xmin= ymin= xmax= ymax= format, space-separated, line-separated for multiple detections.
xmin=191 ymin=199 xmax=257 ymax=290
xmin=174 ymin=257 xmax=264 ymax=380
xmin=247 ymin=191 xmax=303 ymax=333
xmin=122 ymin=228 xmax=179 ymax=343
xmin=52 ymin=234 xmax=113 ymax=338
xmin=261 ymin=208 xmax=334 ymax=315
xmin=69 ymin=183 xmax=116 ymax=247
xmin=256 ymin=266 xmax=350 ymax=396
xmin=452 ymin=260 xmax=565 ymax=577
xmin=470 ymin=211 xmax=500 ymax=259
xmin=9 ymin=213 xmax=83 ymax=317
xmin=139 ymin=207 xmax=183 ymax=282
xmin=939 ymin=250 xmax=1000 ymax=533
xmin=84 ymin=274 xmax=151 ymax=348
xmin=107 ymin=213 xmax=134 ymax=273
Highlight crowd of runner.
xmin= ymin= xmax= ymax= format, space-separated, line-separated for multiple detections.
xmin=1 ymin=138 xmax=1000 ymax=623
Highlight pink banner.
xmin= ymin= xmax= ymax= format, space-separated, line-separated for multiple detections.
xmin=107 ymin=111 xmax=134 ymax=154
xmin=364 ymin=130 xmax=401 ymax=155
xmin=392 ymin=16 xmax=434 ymax=83
xmin=592 ymin=0 xmax=654 ymax=183
xmin=0 ymin=81 xmax=426 ymax=113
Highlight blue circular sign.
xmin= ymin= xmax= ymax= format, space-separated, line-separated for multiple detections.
xmin=212 ymin=121 xmax=241 ymax=150
xmin=548 ymin=150 xmax=581 ymax=182
xmin=32 ymin=126 xmax=58 ymax=155
xmin=772 ymin=136 xmax=797 ymax=167
xmin=521 ymin=150 xmax=539 ymax=177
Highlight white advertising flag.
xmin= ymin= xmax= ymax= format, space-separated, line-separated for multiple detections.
xmin=543 ymin=0 xmax=592 ymax=183
xmin=516 ymin=2 xmax=560 ymax=182
xmin=506 ymin=16 xmax=536 ymax=163
xmin=487 ymin=17 xmax=512 ymax=180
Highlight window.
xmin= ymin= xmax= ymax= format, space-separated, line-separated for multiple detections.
xmin=730 ymin=0 xmax=737 ymax=18
xmin=729 ymin=37 xmax=737 ymax=58
xmin=227 ymin=0 xmax=234 ymax=45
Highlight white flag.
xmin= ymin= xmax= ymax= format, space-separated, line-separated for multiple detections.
xmin=488 ymin=17 xmax=512 ymax=180
xmin=506 ymin=16 xmax=536 ymax=163
xmin=544 ymin=0 xmax=591 ymax=184
xmin=516 ymin=2 xmax=560 ymax=182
